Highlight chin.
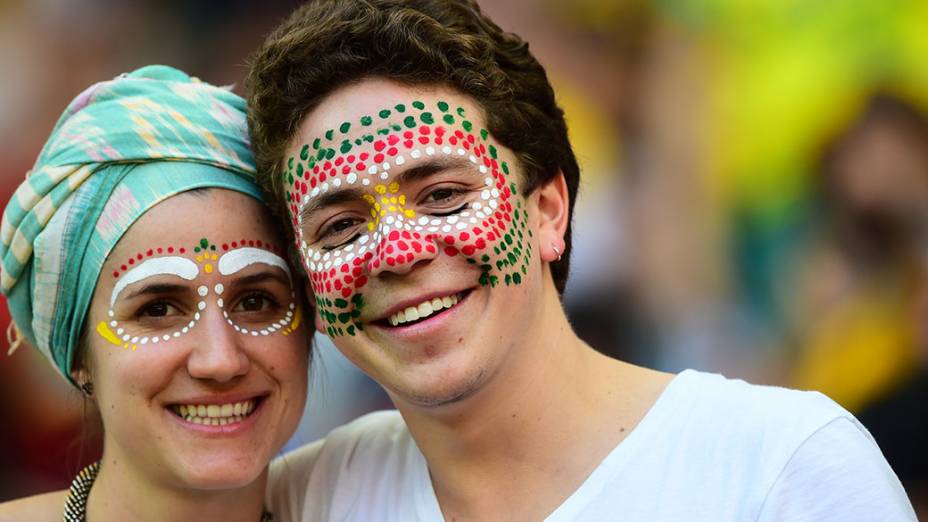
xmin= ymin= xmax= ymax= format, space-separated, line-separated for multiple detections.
xmin=176 ymin=456 xmax=267 ymax=490
xmin=392 ymin=364 xmax=488 ymax=408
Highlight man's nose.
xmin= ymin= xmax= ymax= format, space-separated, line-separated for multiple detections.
xmin=186 ymin=308 xmax=250 ymax=383
xmin=367 ymin=226 xmax=438 ymax=276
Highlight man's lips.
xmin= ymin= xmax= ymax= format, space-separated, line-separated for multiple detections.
xmin=372 ymin=288 xmax=473 ymax=327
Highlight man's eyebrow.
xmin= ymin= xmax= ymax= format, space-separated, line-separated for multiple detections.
xmin=394 ymin=156 xmax=475 ymax=185
xmin=299 ymin=187 xmax=368 ymax=223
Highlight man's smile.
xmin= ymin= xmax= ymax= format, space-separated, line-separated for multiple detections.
xmin=375 ymin=289 xmax=471 ymax=327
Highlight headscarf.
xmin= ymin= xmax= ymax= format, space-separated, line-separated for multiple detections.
xmin=0 ymin=65 xmax=261 ymax=385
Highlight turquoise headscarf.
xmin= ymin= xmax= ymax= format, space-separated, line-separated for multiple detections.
xmin=0 ymin=65 xmax=261 ymax=385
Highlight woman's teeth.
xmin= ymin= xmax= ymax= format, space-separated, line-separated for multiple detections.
xmin=173 ymin=400 xmax=256 ymax=426
xmin=389 ymin=293 xmax=460 ymax=326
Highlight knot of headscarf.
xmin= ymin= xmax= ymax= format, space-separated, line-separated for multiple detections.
xmin=0 ymin=65 xmax=260 ymax=384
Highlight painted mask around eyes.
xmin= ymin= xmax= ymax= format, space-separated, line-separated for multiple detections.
xmin=285 ymin=100 xmax=534 ymax=337
xmin=97 ymin=238 xmax=302 ymax=351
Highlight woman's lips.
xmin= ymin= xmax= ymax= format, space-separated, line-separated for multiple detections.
xmin=168 ymin=396 xmax=264 ymax=426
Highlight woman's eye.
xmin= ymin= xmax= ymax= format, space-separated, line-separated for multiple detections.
xmin=139 ymin=301 xmax=178 ymax=318
xmin=232 ymin=293 xmax=276 ymax=313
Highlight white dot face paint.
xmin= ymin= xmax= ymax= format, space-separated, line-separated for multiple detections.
xmin=110 ymin=257 xmax=199 ymax=308
xmin=215 ymin=247 xmax=299 ymax=336
xmin=97 ymin=239 xmax=303 ymax=351
xmin=283 ymin=98 xmax=527 ymax=339
xmin=292 ymin=142 xmax=508 ymax=289
xmin=217 ymin=248 xmax=291 ymax=278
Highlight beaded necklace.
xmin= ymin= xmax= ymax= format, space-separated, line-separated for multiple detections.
xmin=63 ymin=461 xmax=273 ymax=522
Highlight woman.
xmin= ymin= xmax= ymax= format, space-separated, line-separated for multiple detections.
xmin=0 ymin=65 xmax=308 ymax=521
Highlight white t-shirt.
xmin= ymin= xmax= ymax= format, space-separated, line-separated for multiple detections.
xmin=266 ymin=370 xmax=916 ymax=521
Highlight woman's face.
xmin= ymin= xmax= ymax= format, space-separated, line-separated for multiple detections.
xmin=83 ymin=189 xmax=308 ymax=490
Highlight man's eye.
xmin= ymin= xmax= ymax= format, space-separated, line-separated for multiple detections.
xmin=425 ymin=188 xmax=460 ymax=203
xmin=422 ymin=186 xmax=469 ymax=216
xmin=318 ymin=216 xmax=364 ymax=250
xmin=331 ymin=217 xmax=361 ymax=233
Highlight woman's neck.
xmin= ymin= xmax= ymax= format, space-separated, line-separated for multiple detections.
xmin=85 ymin=455 xmax=268 ymax=522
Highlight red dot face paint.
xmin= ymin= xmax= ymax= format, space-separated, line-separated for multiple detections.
xmin=286 ymin=98 xmax=534 ymax=338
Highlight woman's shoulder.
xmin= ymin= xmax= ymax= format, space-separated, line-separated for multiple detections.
xmin=0 ymin=490 xmax=68 ymax=522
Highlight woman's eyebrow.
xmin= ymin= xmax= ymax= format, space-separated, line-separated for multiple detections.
xmin=225 ymin=270 xmax=291 ymax=290
xmin=110 ymin=256 xmax=199 ymax=307
xmin=218 ymin=247 xmax=291 ymax=279
xmin=121 ymin=283 xmax=191 ymax=302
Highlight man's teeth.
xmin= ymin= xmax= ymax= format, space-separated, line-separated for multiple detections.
xmin=389 ymin=294 xmax=460 ymax=326
xmin=173 ymin=400 xmax=256 ymax=426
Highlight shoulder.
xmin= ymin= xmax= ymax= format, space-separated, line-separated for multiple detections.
xmin=661 ymin=371 xmax=914 ymax=518
xmin=669 ymin=370 xmax=863 ymax=468
xmin=756 ymin=416 xmax=916 ymax=520
xmin=271 ymin=409 xmax=407 ymax=473
xmin=267 ymin=410 xmax=414 ymax=520
xmin=671 ymin=370 xmax=851 ymax=438
xmin=643 ymin=371 xmax=855 ymax=492
xmin=0 ymin=490 xmax=67 ymax=522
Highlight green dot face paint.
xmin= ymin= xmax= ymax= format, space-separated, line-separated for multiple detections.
xmin=286 ymin=99 xmax=534 ymax=337
xmin=98 ymin=237 xmax=302 ymax=351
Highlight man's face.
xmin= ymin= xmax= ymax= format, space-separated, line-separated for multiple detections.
xmin=283 ymin=79 xmax=545 ymax=406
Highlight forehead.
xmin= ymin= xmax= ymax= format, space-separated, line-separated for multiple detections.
xmin=293 ymin=79 xmax=485 ymax=150
xmin=284 ymin=79 xmax=509 ymax=216
xmin=107 ymin=190 xmax=276 ymax=263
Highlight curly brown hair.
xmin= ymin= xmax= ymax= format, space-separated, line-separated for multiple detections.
xmin=246 ymin=0 xmax=579 ymax=293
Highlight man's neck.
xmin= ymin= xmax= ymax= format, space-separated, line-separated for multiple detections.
xmin=87 ymin=454 xmax=268 ymax=522
xmin=394 ymin=289 xmax=674 ymax=521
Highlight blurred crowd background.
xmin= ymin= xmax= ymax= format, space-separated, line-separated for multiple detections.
xmin=1 ymin=0 xmax=926 ymax=513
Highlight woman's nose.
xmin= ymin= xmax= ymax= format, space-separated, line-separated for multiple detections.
xmin=185 ymin=309 xmax=250 ymax=383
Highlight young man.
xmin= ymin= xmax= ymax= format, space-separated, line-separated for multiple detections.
xmin=247 ymin=1 xmax=915 ymax=520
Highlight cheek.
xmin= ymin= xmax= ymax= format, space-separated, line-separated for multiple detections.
xmin=92 ymin=350 xmax=175 ymax=409
xmin=304 ymin=251 xmax=371 ymax=337
xmin=436 ymin=193 xmax=532 ymax=288
xmin=261 ymin=334 xmax=310 ymax=396
xmin=306 ymin=254 xmax=371 ymax=301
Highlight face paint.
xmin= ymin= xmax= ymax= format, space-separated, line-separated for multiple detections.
xmin=215 ymin=247 xmax=299 ymax=336
xmin=98 ymin=238 xmax=299 ymax=350
xmin=110 ymin=257 xmax=198 ymax=308
xmin=286 ymin=100 xmax=533 ymax=337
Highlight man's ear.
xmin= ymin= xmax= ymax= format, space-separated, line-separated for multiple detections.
xmin=534 ymin=171 xmax=569 ymax=263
